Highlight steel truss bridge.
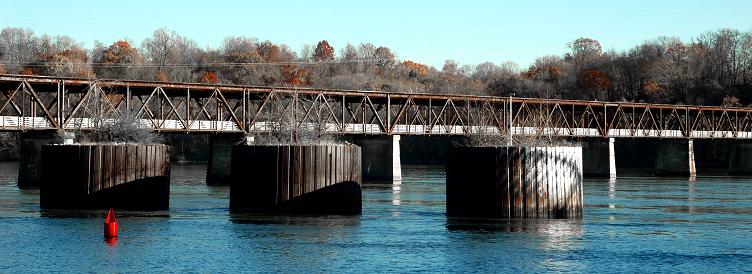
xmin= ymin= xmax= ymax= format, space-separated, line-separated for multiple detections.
xmin=1 ymin=74 xmax=752 ymax=139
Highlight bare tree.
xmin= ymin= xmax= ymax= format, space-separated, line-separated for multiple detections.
xmin=141 ymin=28 xmax=200 ymax=82
xmin=250 ymin=94 xmax=340 ymax=146
xmin=0 ymin=27 xmax=40 ymax=73
xmin=74 ymin=84 xmax=161 ymax=144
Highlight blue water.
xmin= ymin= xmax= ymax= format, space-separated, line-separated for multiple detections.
xmin=0 ymin=162 xmax=751 ymax=272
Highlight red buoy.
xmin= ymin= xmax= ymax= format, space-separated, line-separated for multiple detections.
xmin=104 ymin=208 xmax=118 ymax=239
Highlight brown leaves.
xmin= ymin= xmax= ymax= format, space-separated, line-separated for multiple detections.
xmin=643 ymin=80 xmax=661 ymax=92
xmin=199 ymin=71 xmax=219 ymax=84
xmin=256 ymin=42 xmax=284 ymax=63
xmin=577 ymin=69 xmax=610 ymax=91
xmin=20 ymin=67 xmax=36 ymax=75
xmin=155 ymin=70 xmax=169 ymax=82
xmin=523 ymin=65 xmax=561 ymax=80
xmin=314 ymin=40 xmax=334 ymax=62
xmin=281 ymin=65 xmax=310 ymax=86
xmin=402 ymin=60 xmax=429 ymax=77
xmin=102 ymin=40 xmax=142 ymax=64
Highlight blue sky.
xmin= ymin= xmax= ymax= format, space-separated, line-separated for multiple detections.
xmin=1 ymin=0 xmax=751 ymax=68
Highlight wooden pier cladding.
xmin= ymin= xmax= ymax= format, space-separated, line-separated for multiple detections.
xmin=447 ymin=146 xmax=583 ymax=219
xmin=231 ymin=145 xmax=362 ymax=214
xmin=41 ymin=144 xmax=171 ymax=210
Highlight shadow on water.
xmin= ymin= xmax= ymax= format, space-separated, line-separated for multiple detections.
xmin=229 ymin=212 xmax=361 ymax=227
xmin=446 ymin=217 xmax=584 ymax=235
xmin=206 ymin=185 xmax=230 ymax=197
xmin=40 ymin=209 xmax=171 ymax=219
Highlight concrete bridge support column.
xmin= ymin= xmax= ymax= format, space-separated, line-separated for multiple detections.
xmin=729 ymin=142 xmax=752 ymax=175
xmin=18 ymin=130 xmax=74 ymax=188
xmin=351 ymin=135 xmax=402 ymax=183
xmin=655 ymin=139 xmax=696 ymax=178
xmin=206 ymin=133 xmax=244 ymax=185
xmin=582 ymin=138 xmax=616 ymax=178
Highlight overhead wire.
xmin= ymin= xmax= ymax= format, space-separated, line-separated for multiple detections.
xmin=0 ymin=59 xmax=388 ymax=68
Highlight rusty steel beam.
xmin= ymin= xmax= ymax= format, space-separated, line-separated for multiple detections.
xmin=2 ymin=74 xmax=752 ymax=139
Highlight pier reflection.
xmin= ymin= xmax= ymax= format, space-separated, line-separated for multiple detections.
xmin=229 ymin=213 xmax=361 ymax=227
xmin=228 ymin=213 xmax=362 ymax=268
xmin=39 ymin=209 xmax=170 ymax=219
xmin=446 ymin=217 xmax=583 ymax=235
xmin=392 ymin=185 xmax=401 ymax=206
xmin=608 ymin=177 xmax=617 ymax=210
xmin=445 ymin=217 xmax=584 ymax=271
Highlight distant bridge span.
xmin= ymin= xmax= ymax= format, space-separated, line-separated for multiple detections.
xmin=1 ymin=74 xmax=751 ymax=139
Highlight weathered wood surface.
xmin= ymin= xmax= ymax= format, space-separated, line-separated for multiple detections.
xmin=231 ymin=145 xmax=362 ymax=214
xmin=447 ymin=146 xmax=583 ymax=219
xmin=41 ymin=144 xmax=171 ymax=210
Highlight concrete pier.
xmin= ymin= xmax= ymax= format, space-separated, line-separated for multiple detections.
xmin=582 ymin=138 xmax=616 ymax=178
xmin=230 ymin=145 xmax=362 ymax=214
xmin=40 ymin=144 xmax=170 ymax=210
xmin=206 ymin=133 xmax=243 ymax=185
xmin=18 ymin=130 xmax=73 ymax=188
xmin=729 ymin=142 xmax=752 ymax=175
xmin=447 ymin=146 xmax=583 ymax=219
xmin=655 ymin=139 xmax=696 ymax=177
xmin=351 ymin=135 xmax=402 ymax=182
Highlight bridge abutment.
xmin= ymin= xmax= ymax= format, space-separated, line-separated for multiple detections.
xmin=655 ymin=139 xmax=696 ymax=177
xmin=349 ymin=135 xmax=402 ymax=183
xmin=582 ymin=138 xmax=616 ymax=178
xmin=729 ymin=142 xmax=752 ymax=175
xmin=206 ymin=133 xmax=244 ymax=185
xmin=18 ymin=130 xmax=73 ymax=188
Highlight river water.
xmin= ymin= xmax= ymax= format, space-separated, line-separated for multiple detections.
xmin=0 ymin=162 xmax=750 ymax=272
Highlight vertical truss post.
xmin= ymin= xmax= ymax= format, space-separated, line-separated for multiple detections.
xmin=186 ymin=88 xmax=191 ymax=132
xmin=387 ymin=94 xmax=391 ymax=134
xmin=341 ymin=95 xmax=346 ymax=132
xmin=57 ymin=81 xmax=62 ymax=128
xmin=242 ymin=89 xmax=247 ymax=133
xmin=126 ymin=85 xmax=131 ymax=111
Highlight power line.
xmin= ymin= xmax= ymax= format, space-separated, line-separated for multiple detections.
xmin=0 ymin=59 xmax=392 ymax=68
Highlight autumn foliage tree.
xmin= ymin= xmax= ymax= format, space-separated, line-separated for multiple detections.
xmin=403 ymin=60 xmax=429 ymax=77
xmin=577 ymin=69 xmax=611 ymax=100
xmin=281 ymin=65 xmax=310 ymax=86
xmin=314 ymin=40 xmax=334 ymax=62
xmin=92 ymin=40 xmax=143 ymax=80
xmin=198 ymin=71 xmax=219 ymax=84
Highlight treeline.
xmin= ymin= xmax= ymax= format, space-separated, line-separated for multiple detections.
xmin=1 ymin=27 xmax=751 ymax=106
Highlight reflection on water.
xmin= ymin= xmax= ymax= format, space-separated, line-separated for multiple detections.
xmin=104 ymin=237 xmax=118 ymax=247
xmin=392 ymin=185 xmax=401 ymax=206
xmin=229 ymin=213 xmax=361 ymax=227
xmin=446 ymin=217 xmax=583 ymax=235
xmin=0 ymin=163 xmax=751 ymax=272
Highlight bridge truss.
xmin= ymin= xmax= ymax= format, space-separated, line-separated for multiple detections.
xmin=1 ymin=74 xmax=752 ymax=139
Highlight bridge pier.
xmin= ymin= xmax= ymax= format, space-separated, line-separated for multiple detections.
xmin=349 ymin=135 xmax=402 ymax=183
xmin=655 ymin=139 xmax=696 ymax=177
xmin=582 ymin=138 xmax=616 ymax=178
xmin=206 ymin=133 xmax=244 ymax=185
xmin=18 ymin=130 xmax=73 ymax=188
xmin=40 ymin=144 xmax=170 ymax=210
xmin=729 ymin=142 xmax=752 ymax=175
xmin=447 ymin=146 xmax=583 ymax=218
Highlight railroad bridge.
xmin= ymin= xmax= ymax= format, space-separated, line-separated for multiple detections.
xmin=3 ymin=74 xmax=752 ymax=186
